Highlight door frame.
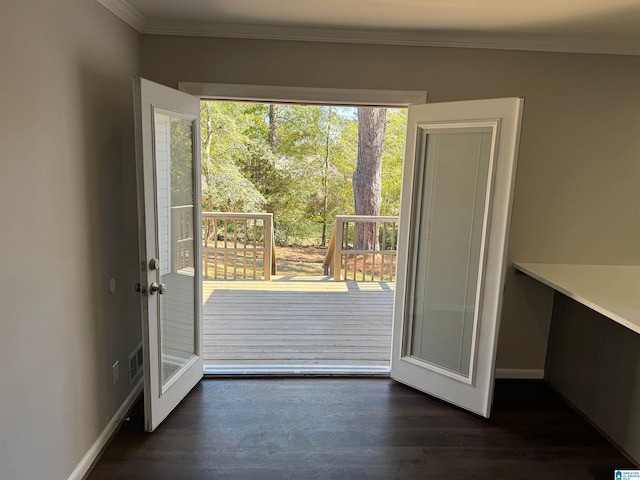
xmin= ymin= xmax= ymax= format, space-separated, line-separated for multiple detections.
xmin=178 ymin=82 xmax=426 ymax=107
xmin=180 ymin=82 xmax=426 ymax=375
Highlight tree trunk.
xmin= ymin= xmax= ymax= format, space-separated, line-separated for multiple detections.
xmin=203 ymin=102 xmax=214 ymax=158
xmin=353 ymin=107 xmax=386 ymax=250
xmin=321 ymin=107 xmax=332 ymax=246
xmin=268 ymin=104 xmax=279 ymax=149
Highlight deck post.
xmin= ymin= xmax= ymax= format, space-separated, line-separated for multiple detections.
xmin=333 ymin=217 xmax=344 ymax=281
xmin=264 ymin=214 xmax=273 ymax=281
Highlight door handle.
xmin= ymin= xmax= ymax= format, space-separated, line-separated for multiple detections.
xmin=149 ymin=282 xmax=166 ymax=295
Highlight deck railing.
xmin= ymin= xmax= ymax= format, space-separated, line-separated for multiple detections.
xmin=323 ymin=215 xmax=399 ymax=281
xmin=171 ymin=205 xmax=195 ymax=272
xmin=202 ymin=212 xmax=276 ymax=280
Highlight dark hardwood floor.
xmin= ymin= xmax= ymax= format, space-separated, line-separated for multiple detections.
xmin=88 ymin=379 xmax=633 ymax=479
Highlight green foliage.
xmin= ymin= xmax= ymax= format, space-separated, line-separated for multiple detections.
xmin=199 ymin=100 xmax=406 ymax=246
xmin=169 ymin=116 xmax=195 ymax=206
xmin=200 ymin=102 xmax=266 ymax=212
xmin=202 ymin=159 xmax=266 ymax=212
xmin=381 ymin=109 xmax=407 ymax=216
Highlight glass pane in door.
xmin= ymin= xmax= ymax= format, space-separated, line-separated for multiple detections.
xmin=153 ymin=108 xmax=196 ymax=386
xmin=407 ymin=126 xmax=494 ymax=379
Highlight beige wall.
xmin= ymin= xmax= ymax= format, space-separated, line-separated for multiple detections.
xmin=0 ymin=1 xmax=141 ymax=478
xmin=1 ymin=8 xmax=638 ymax=476
xmin=141 ymin=35 xmax=640 ymax=371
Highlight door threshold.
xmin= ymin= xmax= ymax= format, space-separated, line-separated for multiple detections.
xmin=203 ymin=364 xmax=390 ymax=376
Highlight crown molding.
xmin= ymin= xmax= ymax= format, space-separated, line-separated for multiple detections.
xmin=95 ymin=1 xmax=640 ymax=56
xmin=96 ymin=0 xmax=145 ymax=32
xmin=142 ymin=20 xmax=640 ymax=56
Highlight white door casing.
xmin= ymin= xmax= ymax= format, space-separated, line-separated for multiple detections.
xmin=391 ymin=98 xmax=524 ymax=417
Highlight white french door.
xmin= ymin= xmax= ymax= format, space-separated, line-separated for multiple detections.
xmin=392 ymin=98 xmax=524 ymax=417
xmin=133 ymin=77 xmax=203 ymax=432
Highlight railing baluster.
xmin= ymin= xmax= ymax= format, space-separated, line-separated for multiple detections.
xmin=371 ymin=251 xmax=375 ymax=282
xmin=252 ymin=219 xmax=257 ymax=280
xmin=243 ymin=219 xmax=247 ymax=279
xmin=352 ymin=253 xmax=356 ymax=281
xmin=222 ymin=219 xmax=228 ymax=279
xmin=264 ymin=215 xmax=272 ymax=281
xmin=252 ymin=250 xmax=256 ymax=280
xmin=383 ymin=253 xmax=387 ymax=281
xmin=213 ymin=220 xmax=219 ymax=280
xmin=391 ymin=252 xmax=395 ymax=282
xmin=385 ymin=252 xmax=389 ymax=282
xmin=346 ymin=221 xmax=351 ymax=281
xmin=233 ymin=220 xmax=238 ymax=280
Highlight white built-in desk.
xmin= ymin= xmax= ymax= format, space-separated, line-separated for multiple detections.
xmin=513 ymin=263 xmax=640 ymax=335
xmin=513 ymin=263 xmax=640 ymax=465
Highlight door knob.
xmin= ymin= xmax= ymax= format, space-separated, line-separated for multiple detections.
xmin=149 ymin=282 xmax=166 ymax=295
xmin=149 ymin=258 xmax=160 ymax=270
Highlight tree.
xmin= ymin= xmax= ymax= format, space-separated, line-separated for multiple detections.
xmin=198 ymin=100 xmax=403 ymax=248
xmin=320 ymin=107 xmax=332 ymax=245
xmin=380 ymin=109 xmax=407 ymax=216
xmin=200 ymin=101 xmax=266 ymax=213
xmin=169 ymin=116 xmax=195 ymax=207
xmin=353 ymin=107 xmax=386 ymax=249
xmin=272 ymin=105 xmax=338 ymax=244
xmin=268 ymin=104 xmax=279 ymax=148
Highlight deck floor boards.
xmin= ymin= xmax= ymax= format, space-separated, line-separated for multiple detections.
xmin=202 ymin=276 xmax=394 ymax=371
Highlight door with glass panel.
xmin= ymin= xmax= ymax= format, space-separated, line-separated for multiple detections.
xmin=133 ymin=77 xmax=203 ymax=432
xmin=391 ymin=98 xmax=524 ymax=417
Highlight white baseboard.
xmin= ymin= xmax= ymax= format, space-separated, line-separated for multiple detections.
xmin=495 ymin=368 xmax=544 ymax=379
xmin=68 ymin=379 xmax=143 ymax=480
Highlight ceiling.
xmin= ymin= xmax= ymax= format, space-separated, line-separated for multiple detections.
xmin=98 ymin=0 xmax=640 ymax=55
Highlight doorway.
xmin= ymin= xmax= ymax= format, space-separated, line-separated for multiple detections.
xmin=195 ymin=97 xmax=411 ymax=374
xmin=174 ymin=84 xmax=426 ymax=374
xmin=135 ymin=78 xmax=523 ymax=429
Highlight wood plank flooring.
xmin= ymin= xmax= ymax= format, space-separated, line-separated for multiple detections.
xmin=88 ymin=379 xmax=634 ymax=480
xmin=202 ymin=277 xmax=394 ymax=372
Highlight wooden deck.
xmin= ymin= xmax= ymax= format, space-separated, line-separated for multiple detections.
xmin=202 ymin=276 xmax=395 ymax=374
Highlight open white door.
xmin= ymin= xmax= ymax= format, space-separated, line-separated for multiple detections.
xmin=391 ymin=98 xmax=524 ymax=417
xmin=133 ymin=77 xmax=203 ymax=432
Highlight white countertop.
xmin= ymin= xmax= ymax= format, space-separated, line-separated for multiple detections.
xmin=513 ymin=263 xmax=640 ymax=335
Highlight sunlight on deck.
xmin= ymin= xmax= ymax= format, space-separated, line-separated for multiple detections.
xmin=202 ymin=276 xmax=395 ymax=373
xmin=203 ymin=275 xmax=394 ymax=302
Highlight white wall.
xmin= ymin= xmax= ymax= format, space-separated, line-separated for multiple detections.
xmin=0 ymin=1 xmax=141 ymax=478
xmin=141 ymin=36 xmax=640 ymax=372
